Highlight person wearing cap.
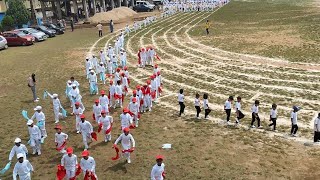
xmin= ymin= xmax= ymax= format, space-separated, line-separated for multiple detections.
xmin=153 ymin=64 xmax=159 ymax=74
xmin=61 ymin=147 xmax=78 ymax=179
xmin=123 ymin=66 xmax=130 ymax=84
xmin=120 ymin=51 xmax=127 ymax=68
xmin=151 ymin=75 xmax=158 ymax=102
xmin=251 ymin=100 xmax=262 ymax=128
xmin=156 ymin=71 xmax=162 ymax=97
xmin=55 ymin=125 xmax=68 ymax=154
xmin=91 ymin=54 xmax=99 ymax=70
xmin=100 ymin=50 xmax=106 ymax=65
xmin=119 ymin=32 xmax=124 ymax=48
xmin=114 ymin=80 xmax=123 ymax=108
xmin=224 ymin=96 xmax=233 ymax=124
xmin=120 ymin=108 xmax=133 ymax=130
xmin=144 ymin=82 xmax=152 ymax=112
xmin=136 ymin=85 xmax=144 ymax=113
xmin=65 ymin=80 xmax=73 ymax=107
xmin=314 ymin=113 xmax=320 ymax=142
xmin=46 ymin=91 xmax=63 ymax=124
xmin=99 ymin=90 xmax=110 ymax=115
xmin=111 ymin=54 xmax=118 ymax=70
xmin=291 ymin=106 xmax=299 ymax=137
xmin=107 ymin=45 xmax=114 ymax=59
xmin=114 ymin=38 xmax=120 ymax=56
xmin=89 ymin=70 xmax=99 ymax=95
xmin=9 ymin=138 xmax=28 ymax=162
xmin=73 ymin=102 xmax=83 ymax=134
xmin=151 ymin=155 xmax=165 ymax=180
xmin=121 ymin=72 xmax=129 ymax=96
xmin=114 ymin=68 xmax=121 ymax=84
xmin=97 ymin=62 xmax=106 ymax=84
xmin=125 ymin=24 xmax=130 ymax=37
xmin=128 ymin=97 xmax=140 ymax=127
xmin=70 ymin=77 xmax=80 ymax=89
xmin=107 ymin=59 xmax=113 ymax=76
xmin=99 ymin=110 xmax=113 ymax=142
xmin=27 ymin=120 xmax=42 ymax=155
xmin=141 ymin=48 xmax=147 ymax=68
xmin=13 ymin=153 xmax=34 ymax=180
xmin=109 ymin=80 xmax=116 ymax=107
xmin=69 ymin=84 xmax=85 ymax=113
xmin=79 ymin=114 xmax=94 ymax=150
xmin=80 ymin=150 xmax=97 ymax=179
xmin=114 ymin=127 xmax=135 ymax=164
xmin=93 ymin=99 xmax=102 ymax=123
xmin=86 ymin=57 xmax=93 ymax=79
xmin=148 ymin=47 xmax=155 ymax=66
xmin=30 ymin=106 xmax=47 ymax=138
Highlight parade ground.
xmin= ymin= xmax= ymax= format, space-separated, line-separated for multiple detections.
xmin=1 ymin=0 xmax=320 ymax=179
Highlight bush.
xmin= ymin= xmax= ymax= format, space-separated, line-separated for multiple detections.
xmin=1 ymin=15 xmax=14 ymax=31
xmin=6 ymin=0 xmax=30 ymax=28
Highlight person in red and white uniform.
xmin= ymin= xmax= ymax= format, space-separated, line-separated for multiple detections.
xmin=123 ymin=66 xmax=130 ymax=85
xmin=120 ymin=108 xmax=133 ymax=130
xmin=121 ymin=72 xmax=129 ymax=96
xmin=54 ymin=124 xmax=68 ymax=154
xmin=109 ymin=80 xmax=116 ymax=107
xmin=80 ymin=150 xmax=97 ymax=179
xmin=144 ymin=80 xmax=152 ymax=112
xmin=114 ymin=127 xmax=135 ymax=164
xmin=92 ymin=99 xmax=102 ymax=123
xmin=141 ymin=48 xmax=147 ymax=68
xmin=73 ymin=102 xmax=83 ymax=134
xmin=114 ymin=68 xmax=121 ymax=84
xmin=153 ymin=64 xmax=159 ymax=74
xmin=151 ymin=155 xmax=165 ymax=180
xmin=157 ymin=71 xmax=162 ymax=97
xmin=79 ymin=115 xmax=93 ymax=150
xmin=99 ymin=110 xmax=113 ymax=142
xmin=128 ymin=97 xmax=140 ymax=127
xmin=61 ymin=147 xmax=77 ymax=179
xmin=136 ymin=85 xmax=144 ymax=113
xmin=99 ymin=90 xmax=109 ymax=115
xmin=114 ymin=80 xmax=123 ymax=108
xmin=151 ymin=75 xmax=158 ymax=102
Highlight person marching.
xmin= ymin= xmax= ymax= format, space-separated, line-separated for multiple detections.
xmin=114 ymin=80 xmax=123 ymax=108
xmin=194 ymin=93 xmax=201 ymax=119
xmin=100 ymin=50 xmax=106 ymax=65
xmin=65 ymin=80 xmax=73 ymax=108
xmin=151 ymin=75 xmax=157 ymax=102
xmin=144 ymin=81 xmax=152 ymax=112
xmin=99 ymin=110 xmax=113 ymax=142
xmin=235 ymin=96 xmax=244 ymax=125
xmin=109 ymin=80 xmax=116 ymax=108
xmin=128 ymin=97 xmax=140 ymax=127
xmin=30 ymin=106 xmax=47 ymax=138
xmin=114 ymin=68 xmax=121 ymax=84
xmin=97 ymin=62 xmax=106 ymax=84
xmin=89 ymin=70 xmax=99 ymax=95
xmin=203 ymin=93 xmax=211 ymax=119
xmin=46 ymin=92 xmax=63 ymax=124
xmin=69 ymin=84 xmax=85 ymax=113
xmin=13 ymin=153 xmax=34 ymax=180
xmin=91 ymin=54 xmax=99 ymax=70
xmin=61 ymin=147 xmax=78 ymax=179
xmin=93 ymin=99 xmax=102 ymax=123
xmin=73 ymin=102 xmax=84 ymax=134
xmin=150 ymin=155 xmax=166 ymax=180
xmin=314 ymin=113 xmax=320 ymax=142
xmin=268 ymin=104 xmax=277 ymax=131
xmin=250 ymin=100 xmax=262 ymax=128
xmin=136 ymin=85 xmax=144 ymax=113
xmin=178 ymin=89 xmax=185 ymax=117
xmin=26 ymin=120 xmax=42 ymax=155
xmin=205 ymin=20 xmax=210 ymax=35
xmin=121 ymin=72 xmax=129 ymax=96
xmin=114 ymin=127 xmax=135 ymax=164
xmin=9 ymin=138 xmax=28 ymax=162
xmin=79 ymin=114 xmax=94 ymax=150
xmin=291 ymin=106 xmax=300 ymax=137
xmin=99 ymin=90 xmax=109 ymax=115
xmin=85 ymin=58 xmax=92 ymax=79
xmin=54 ymin=124 xmax=68 ymax=154
xmin=80 ymin=150 xmax=97 ymax=179
xmin=120 ymin=108 xmax=133 ymax=130
xmin=224 ymin=96 xmax=233 ymax=124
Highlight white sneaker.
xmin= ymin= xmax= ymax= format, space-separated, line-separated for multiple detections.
xmin=258 ymin=126 xmax=263 ymax=129
xmin=76 ymin=131 xmax=80 ymax=134
xmin=205 ymin=117 xmax=209 ymax=120
xmin=55 ymin=120 xmax=59 ymax=124
xmin=37 ymin=150 xmax=41 ymax=155
xmin=273 ymin=130 xmax=278 ymax=132
xmin=36 ymin=97 xmax=40 ymax=100
xmin=32 ymin=151 xmax=36 ymax=155
xmin=104 ymin=139 xmax=108 ymax=142
xmin=34 ymin=100 xmax=39 ymax=102
xmin=292 ymin=134 xmax=297 ymax=137
xmin=197 ymin=117 xmax=200 ymax=119
xmin=251 ymin=125 xmax=256 ymax=128
xmin=127 ymin=159 xmax=131 ymax=164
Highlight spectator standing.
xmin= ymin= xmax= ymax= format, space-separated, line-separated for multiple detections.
xmin=28 ymin=73 xmax=39 ymax=102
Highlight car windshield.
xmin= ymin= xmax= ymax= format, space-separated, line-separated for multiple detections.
xmin=29 ymin=29 xmax=38 ymax=33
xmin=145 ymin=1 xmax=152 ymax=5
xmin=16 ymin=31 xmax=27 ymax=37
xmin=39 ymin=26 xmax=47 ymax=30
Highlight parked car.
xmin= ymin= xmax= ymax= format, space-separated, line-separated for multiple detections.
xmin=133 ymin=4 xmax=154 ymax=12
xmin=16 ymin=28 xmax=48 ymax=42
xmin=42 ymin=23 xmax=65 ymax=35
xmin=152 ymin=0 xmax=163 ymax=5
xmin=136 ymin=1 xmax=155 ymax=9
xmin=0 ymin=35 xmax=8 ymax=50
xmin=31 ymin=25 xmax=56 ymax=38
xmin=2 ymin=31 xmax=35 ymax=46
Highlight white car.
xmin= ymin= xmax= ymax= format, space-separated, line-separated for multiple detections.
xmin=17 ymin=28 xmax=48 ymax=42
xmin=136 ymin=1 xmax=155 ymax=9
xmin=0 ymin=35 xmax=8 ymax=50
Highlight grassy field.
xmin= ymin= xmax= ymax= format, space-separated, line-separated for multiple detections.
xmin=1 ymin=0 xmax=320 ymax=179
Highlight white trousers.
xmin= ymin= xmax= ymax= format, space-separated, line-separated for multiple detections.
xmin=16 ymin=172 xmax=31 ymax=180
xmin=30 ymin=137 xmax=41 ymax=153
xmin=53 ymin=107 xmax=62 ymax=121
xmin=66 ymin=169 xmax=76 ymax=179
xmin=82 ymin=133 xmax=91 ymax=149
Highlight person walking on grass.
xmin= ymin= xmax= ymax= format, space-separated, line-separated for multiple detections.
xmin=97 ymin=22 xmax=103 ymax=37
xmin=251 ymin=100 xmax=262 ymax=128
xmin=194 ymin=93 xmax=201 ymax=119
xmin=110 ymin=20 xmax=114 ymax=33
xmin=9 ymin=138 xmax=28 ymax=162
xmin=235 ymin=96 xmax=244 ymax=125
xmin=225 ymin=96 xmax=233 ymax=124
xmin=151 ymin=155 xmax=166 ymax=180
xmin=203 ymin=93 xmax=211 ymax=119
xmin=28 ymin=73 xmax=39 ymax=102
xmin=61 ymin=147 xmax=77 ymax=179
xmin=178 ymin=89 xmax=185 ymax=117
xmin=314 ymin=113 xmax=320 ymax=142
xmin=13 ymin=153 xmax=33 ymax=180
xmin=205 ymin=19 xmax=210 ymax=35
xmin=291 ymin=106 xmax=300 ymax=137
xmin=70 ymin=19 xmax=74 ymax=32
xmin=268 ymin=104 xmax=277 ymax=131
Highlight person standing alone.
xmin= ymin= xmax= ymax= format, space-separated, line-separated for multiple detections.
xmin=205 ymin=20 xmax=210 ymax=35
xmin=28 ymin=73 xmax=39 ymax=102
xmin=97 ymin=22 xmax=103 ymax=37
xmin=110 ymin=20 xmax=114 ymax=33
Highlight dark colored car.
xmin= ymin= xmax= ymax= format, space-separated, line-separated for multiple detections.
xmin=133 ymin=4 xmax=153 ymax=12
xmin=31 ymin=25 xmax=56 ymax=37
xmin=152 ymin=0 xmax=163 ymax=5
xmin=2 ymin=31 xmax=35 ymax=46
xmin=43 ymin=23 xmax=65 ymax=35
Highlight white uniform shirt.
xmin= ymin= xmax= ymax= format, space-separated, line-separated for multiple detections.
xmin=270 ymin=109 xmax=277 ymax=119
xmin=99 ymin=96 xmax=109 ymax=106
xmin=194 ymin=98 xmax=200 ymax=106
xmin=137 ymin=90 xmax=144 ymax=100
xmin=114 ymin=133 xmax=135 ymax=149
xmin=224 ymin=100 xmax=231 ymax=110
xmin=13 ymin=160 xmax=33 ymax=180
xmin=203 ymin=99 xmax=209 ymax=109
xmin=69 ymin=88 xmax=81 ymax=100
xmin=28 ymin=125 xmax=41 ymax=140
xmin=73 ymin=107 xmax=83 ymax=120
xmin=124 ymin=70 xmax=129 ymax=78
xmin=98 ymin=65 xmax=105 ymax=74
xmin=61 ymin=154 xmax=77 ymax=170
xmin=55 ymin=132 xmax=68 ymax=144
xmin=86 ymin=61 xmax=92 ymax=72
xmin=178 ymin=94 xmax=184 ymax=102
xmin=235 ymin=102 xmax=241 ymax=111
xmin=151 ymin=80 xmax=157 ymax=91
xmin=31 ymin=111 xmax=45 ymax=122
xmin=89 ymin=73 xmax=97 ymax=83
xmin=151 ymin=163 xmax=165 ymax=180
xmin=99 ymin=116 xmax=113 ymax=129
xmin=120 ymin=113 xmax=133 ymax=128
xmin=114 ymin=72 xmax=121 ymax=82
xmin=291 ymin=112 xmax=298 ymax=125
xmin=93 ymin=104 xmax=102 ymax=116
xmin=251 ymin=105 xmax=259 ymax=114
xmin=9 ymin=144 xmax=28 ymax=161
xmin=314 ymin=117 xmax=320 ymax=132
xmin=122 ymin=77 xmax=128 ymax=87
xmin=80 ymin=156 xmax=96 ymax=172
xmin=79 ymin=120 xmax=93 ymax=134
xmin=128 ymin=102 xmax=139 ymax=114
xmin=115 ymin=84 xmax=123 ymax=95
xmin=109 ymin=85 xmax=116 ymax=95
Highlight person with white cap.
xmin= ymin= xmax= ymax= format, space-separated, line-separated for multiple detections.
xmin=85 ymin=57 xmax=93 ymax=79
xmin=109 ymin=80 xmax=116 ymax=107
xmin=99 ymin=110 xmax=113 ymax=142
xmin=69 ymin=83 xmax=85 ymax=113
xmin=148 ymin=47 xmax=155 ymax=66
xmin=70 ymin=76 xmax=80 ymax=89
xmin=107 ymin=45 xmax=114 ymax=59
xmin=13 ymin=153 xmax=33 ymax=180
xmin=61 ymin=147 xmax=78 ymax=179
xmin=97 ymin=62 xmax=106 ymax=84
xmin=151 ymin=155 xmax=165 ymax=180
xmin=9 ymin=138 xmax=28 ymax=162
xmin=100 ymin=50 xmax=106 ymax=65
xmin=93 ymin=99 xmax=102 ymax=123
xmin=26 ymin=120 xmax=42 ymax=155
xmin=119 ymin=33 xmax=124 ymax=49
xmin=65 ymin=80 xmax=73 ymax=107
xmin=121 ymin=72 xmax=129 ymax=96
xmin=46 ymin=91 xmax=63 ymax=123
xmin=128 ymin=97 xmax=140 ymax=127
xmin=54 ymin=124 xmax=68 ymax=154
xmin=80 ymin=150 xmax=97 ymax=179
xmin=120 ymin=51 xmax=127 ymax=68
xmin=79 ymin=114 xmax=94 ymax=150
xmin=125 ymin=24 xmax=130 ymax=37
xmin=107 ymin=59 xmax=113 ymax=75
xmin=89 ymin=70 xmax=99 ymax=95
xmin=30 ymin=106 xmax=47 ymax=138
xmin=114 ymin=127 xmax=135 ymax=164
xmin=73 ymin=102 xmax=84 ymax=134
xmin=140 ymin=48 xmax=147 ymax=68
xmin=91 ymin=54 xmax=99 ymax=70
xmin=99 ymin=90 xmax=109 ymax=114
xmin=111 ymin=54 xmax=118 ymax=70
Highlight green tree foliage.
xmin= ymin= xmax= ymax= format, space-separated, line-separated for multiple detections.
xmin=6 ymin=0 xmax=30 ymax=27
xmin=1 ymin=15 xmax=14 ymax=31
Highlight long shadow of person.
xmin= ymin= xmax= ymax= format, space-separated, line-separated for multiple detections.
xmin=107 ymin=161 xmax=127 ymax=173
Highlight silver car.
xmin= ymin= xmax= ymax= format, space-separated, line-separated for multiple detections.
xmin=17 ymin=28 xmax=48 ymax=42
xmin=0 ymin=35 xmax=8 ymax=50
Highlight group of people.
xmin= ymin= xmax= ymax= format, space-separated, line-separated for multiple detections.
xmin=162 ymin=0 xmax=229 ymax=13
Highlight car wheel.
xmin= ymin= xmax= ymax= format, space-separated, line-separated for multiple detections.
xmin=22 ymin=42 xmax=26 ymax=46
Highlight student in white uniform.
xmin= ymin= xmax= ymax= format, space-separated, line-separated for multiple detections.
xmin=92 ymin=99 xmax=102 ymax=123
xmin=203 ymin=93 xmax=211 ymax=119
xmin=80 ymin=150 xmax=97 ymax=179
xmin=99 ymin=110 xmax=113 ymax=142
xmin=99 ymin=90 xmax=109 ymax=115
xmin=109 ymin=80 xmax=116 ymax=107
xmin=268 ymin=104 xmax=277 ymax=131
xmin=73 ymin=102 xmax=83 ymax=134
xmin=89 ymin=70 xmax=98 ymax=95
xmin=114 ymin=80 xmax=123 ymax=108
xmin=290 ymin=106 xmax=299 ymax=137
xmin=314 ymin=113 xmax=320 ymax=142
xmin=178 ymin=89 xmax=185 ymax=117
xmin=9 ymin=138 xmax=28 ymax=162
xmin=54 ymin=124 xmax=68 ymax=154
xmin=150 ymin=155 xmax=165 ymax=180
xmin=235 ymin=96 xmax=244 ymax=124
xmin=251 ymin=100 xmax=262 ymax=128
xmin=46 ymin=92 xmax=63 ymax=124
xmin=13 ymin=153 xmax=33 ymax=180
xmin=224 ymin=96 xmax=233 ymax=123
xmin=114 ymin=127 xmax=135 ymax=164
xmin=61 ymin=147 xmax=77 ymax=179
xmin=30 ymin=106 xmax=47 ymax=138
xmin=194 ymin=93 xmax=201 ymax=119
xmin=85 ymin=57 xmax=92 ymax=79
xmin=26 ymin=120 xmax=42 ymax=155
xmin=120 ymin=108 xmax=133 ymax=131
xmin=79 ymin=114 xmax=94 ymax=150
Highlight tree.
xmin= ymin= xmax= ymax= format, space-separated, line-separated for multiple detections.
xmin=1 ymin=15 xmax=14 ymax=31
xmin=5 ymin=0 xmax=30 ymax=28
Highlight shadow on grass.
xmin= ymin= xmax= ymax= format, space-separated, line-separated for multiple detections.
xmin=90 ymin=141 xmax=107 ymax=150
xmin=107 ymin=160 xmax=128 ymax=173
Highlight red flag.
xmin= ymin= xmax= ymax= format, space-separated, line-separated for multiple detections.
xmin=98 ymin=123 xmax=103 ymax=133
xmin=112 ymin=145 xmax=120 ymax=160
xmin=127 ymin=78 xmax=130 ymax=85
xmin=158 ymin=86 xmax=162 ymax=94
xmin=56 ymin=165 xmax=66 ymax=180
xmin=151 ymin=91 xmax=156 ymax=99
xmin=155 ymin=54 xmax=161 ymax=61
xmin=162 ymin=171 xmax=166 ymax=178
xmin=124 ymin=86 xmax=128 ymax=92
xmin=91 ymin=132 xmax=98 ymax=141
xmin=56 ymin=141 xmax=67 ymax=151
xmin=129 ymin=124 xmax=135 ymax=129
xmin=108 ymin=91 xmax=110 ymax=99
xmin=122 ymin=148 xmax=134 ymax=153
xmin=92 ymin=113 xmax=95 ymax=121
xmin=122 ymin=94 xmax=124 ymax=103
xmin=84 ymin=171 xmax=90 ymax=180
xmin=137 ymin=113 xmax=141 ymax=119
xmin=140 ymin=99 xmax=144 ymax=106
xmin=105 ymin=125 xmax=112 ymax=134
xmin=128 ymin=111 xmax=134 ymax=116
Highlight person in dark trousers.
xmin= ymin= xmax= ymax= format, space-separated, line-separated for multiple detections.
xmin=291 ymin=106 xmax=299 ymax=137
xmin=28 ymin=73 xmax=39 ymax=102
xmin=251 ymin=100 xmax=262 ymax=128
xmin=70 ymin=19 xmax=74 ymax=32
xmin=235 ymin=96 xmax=244 ymax=125
xmin=110 ymin=20 xmax=114 ymax=33
xmin=268 ymin=104 xmax=277 ymax=131
xmin=194 ymin=93 xmax=201 ymax=119
xmin=314 ymin=113 xmax=320 ymax=142
xmin=224 ymin=96 xmax=233 ymax=123
xmin=203 ymin=93 xmax=211 ymax=119
xmin=178 ymin=89 xmax=185 ymax=117
xmin=205 ymin=20 xmax=210 ymax=35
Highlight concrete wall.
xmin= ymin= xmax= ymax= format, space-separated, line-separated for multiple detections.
xmin=0 ymin=0 xmax=7 ymax=13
